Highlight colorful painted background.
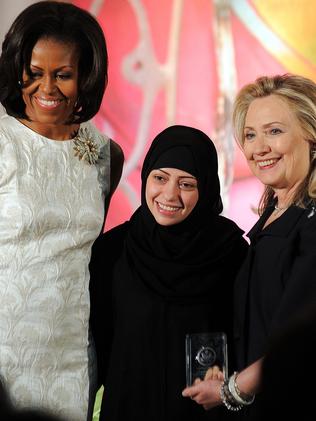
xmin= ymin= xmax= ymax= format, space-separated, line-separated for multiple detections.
xmin=74 ymin=0 xmax=316 ymax=234
xmin=4 ymin=0 xmax=316 ymax=234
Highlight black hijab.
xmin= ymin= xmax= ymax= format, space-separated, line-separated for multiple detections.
xmin=124 ymin=125 xmax=244 ymax=302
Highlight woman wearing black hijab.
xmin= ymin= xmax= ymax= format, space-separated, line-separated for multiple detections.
xmin=89 ymin=125 xmax=248 ymax=421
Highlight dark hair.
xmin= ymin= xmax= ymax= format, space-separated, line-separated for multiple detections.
xmin=0 ymin=1 xmax=108 ymax=123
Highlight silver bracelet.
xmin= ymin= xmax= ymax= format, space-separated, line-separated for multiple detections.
xmin=220 ymin=380 xmax=243 ymax=411
xmin=228 ymin=372 xmax=255 ymax=406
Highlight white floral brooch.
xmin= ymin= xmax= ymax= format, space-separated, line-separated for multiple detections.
xmin=73 ymin=127 xmax=99 ymax=165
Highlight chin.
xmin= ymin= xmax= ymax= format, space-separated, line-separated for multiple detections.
xmin=37 ymin=116 xmax=68 ymax=125
xmin=154 ymin=215 xmax=179 ymax=226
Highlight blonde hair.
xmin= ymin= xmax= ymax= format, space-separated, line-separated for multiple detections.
xmin=233 ymin=74 xmax=316 ymax=214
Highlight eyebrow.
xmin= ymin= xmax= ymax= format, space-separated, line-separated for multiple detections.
xmin=30 ymin=64 xmax=75 ymax=71
xmin=157 ymin=168 xmax=197 ymax=179
xmin=244 ymin=121 xmax=285 ymax=130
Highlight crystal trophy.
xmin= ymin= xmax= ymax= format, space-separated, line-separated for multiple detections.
xmin=185 ymin=331 xmax=228 ymax=386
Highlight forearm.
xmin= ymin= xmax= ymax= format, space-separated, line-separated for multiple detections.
xmin=235 ymin=358 xmax=263 ymax=397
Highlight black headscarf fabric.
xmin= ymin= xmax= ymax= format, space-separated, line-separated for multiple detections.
xmin=124 ymin=125 xmax=244 ymax=301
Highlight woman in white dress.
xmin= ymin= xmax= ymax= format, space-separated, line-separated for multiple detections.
xmin=0 ymin=2 xmax=124 ymax=420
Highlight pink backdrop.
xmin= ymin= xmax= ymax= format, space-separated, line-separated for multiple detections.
xmin=74 ymin=0 xmax=316 ymax=234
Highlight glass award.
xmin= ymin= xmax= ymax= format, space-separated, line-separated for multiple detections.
xmin=185 ymin=331 xmax=228 ymax=386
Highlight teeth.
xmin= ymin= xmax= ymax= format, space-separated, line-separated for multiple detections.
xmin=258 ymin=159 xmax=277 ymax=167
xmin=37 ymin=98 xmax=61 ymax=106
xmin=158 ymin=203 xmax=180 ymax=211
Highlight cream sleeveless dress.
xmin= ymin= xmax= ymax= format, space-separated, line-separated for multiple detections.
xmin=0 ymin=114 xmax=110 ymax=420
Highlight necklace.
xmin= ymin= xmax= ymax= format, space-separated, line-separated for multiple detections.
xmin=274 ymin=204 xmax=289 ymax=213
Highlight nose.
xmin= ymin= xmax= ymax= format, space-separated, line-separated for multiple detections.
xmin=41 ymin=75 xmax=56 ymax=94
xmin=162 ymin=181 xmax=179 ymax=202
xmin=253 ymin=132 xmax=271 ymax=156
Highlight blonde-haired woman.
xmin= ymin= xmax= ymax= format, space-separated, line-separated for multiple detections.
xmin=182 ymin=74 xmax=316 ymax=419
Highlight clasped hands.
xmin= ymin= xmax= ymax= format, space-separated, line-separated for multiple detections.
xmin=181 ymin=366 xmax=223 ymax=410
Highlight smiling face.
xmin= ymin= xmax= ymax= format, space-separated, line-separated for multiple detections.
xmin=21 ymin=37 xmax=79 ymax=136
xmin=145 ymin=168 xmax=199 ymax=226
xmin=243 ymin=94 xmax=311 ymax=196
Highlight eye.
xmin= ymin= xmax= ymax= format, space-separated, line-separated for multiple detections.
xmin=56 ymin=73 xmax=72 ymax=80
xmin=270 ymin=127 xmax=282 ymax=135
xmin=179 ymin=181 xmax=197 ymax=190
xmin=153 ymin=174 xmax=166 ymax=183
xmin=29 ymin=71 xmax=42 ymax=79
xmin=244 ymin=131 xmax=255 ymax=141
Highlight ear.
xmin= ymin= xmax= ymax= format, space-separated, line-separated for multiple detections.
xmin=309 ymin=141 xmax=316 ymax=159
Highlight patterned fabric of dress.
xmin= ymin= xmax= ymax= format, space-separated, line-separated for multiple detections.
xmin=0 ymin=114 xmax=110 ymax=421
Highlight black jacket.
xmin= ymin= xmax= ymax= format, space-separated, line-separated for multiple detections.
xmin=234 ymin=204 xmax=316 ymax=369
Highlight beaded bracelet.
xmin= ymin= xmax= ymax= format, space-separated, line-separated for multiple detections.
xmin=220 ymin=380 xmax=243 ymax=411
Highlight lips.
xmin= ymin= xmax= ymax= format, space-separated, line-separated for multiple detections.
xmin=34 ymin=96 xmax=63 ymax=109
xmin=256 ymin=158 xmax=280 ymax=169
xmin=157 ymin=202 xmax=182 ymax=212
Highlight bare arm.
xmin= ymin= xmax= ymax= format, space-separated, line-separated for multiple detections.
xmin=234 ymin=358 xmax=263 ymax=396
